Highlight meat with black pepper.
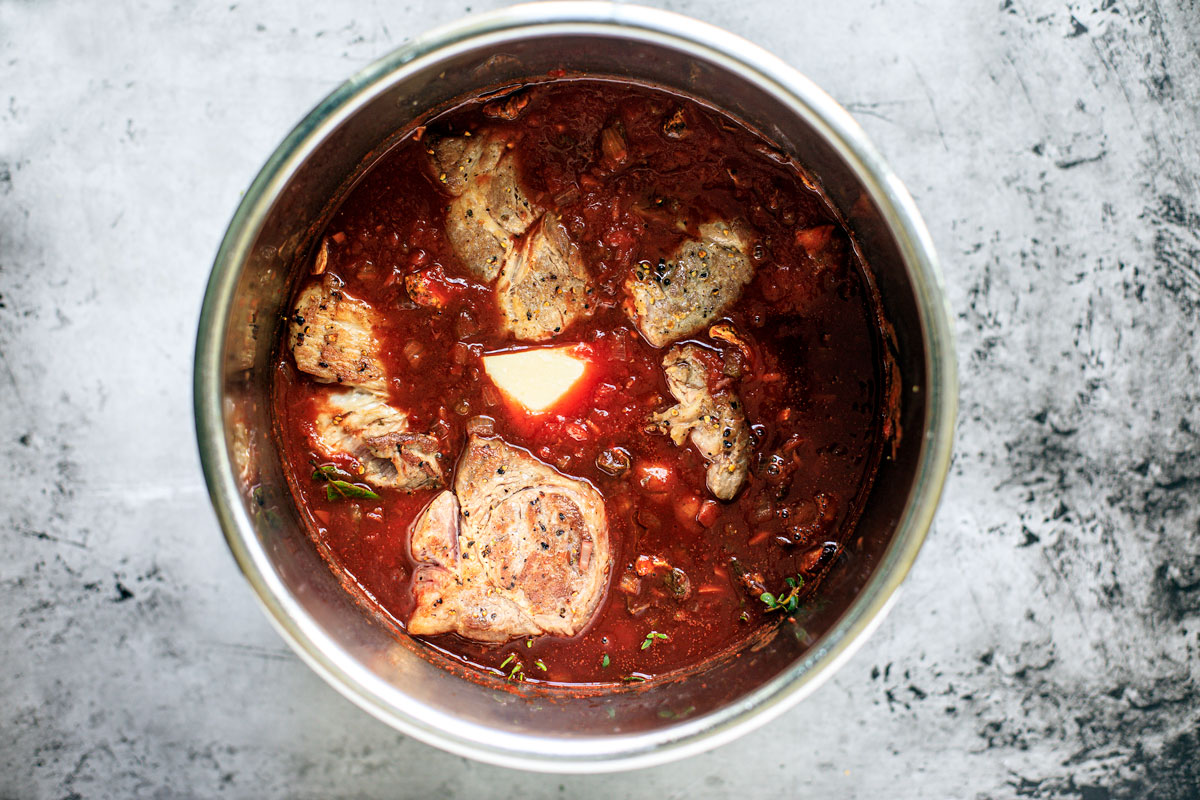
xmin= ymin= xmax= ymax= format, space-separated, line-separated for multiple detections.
xmin=497 ymin=211 xmax=593 ymax=341
xmin=289 ymin=275 xmax=387 ymax=392
xmin=407 ymin=435 xmax=611 ymax=641
xmin=431 ymin=132 xmax=541 ymax=281
xmin=624 ymin=220 xmax=754 ymax=347
xmin=312 ymin=390 xmax=443 ymax=492
xmin=652 ymin=343 xmax=751 ymax=500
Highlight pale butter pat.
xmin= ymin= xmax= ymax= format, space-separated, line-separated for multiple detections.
xmin=482 ymin=347 xmax=588 ymax=412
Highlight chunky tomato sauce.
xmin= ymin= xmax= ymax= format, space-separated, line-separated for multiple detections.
xmin=273 ymin=77 xmax=887 ymax=685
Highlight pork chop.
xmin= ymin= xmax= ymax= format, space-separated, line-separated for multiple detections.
xmin=407 ymin=434 xmax=611 ymax=642
xmin=652 ymin=344 xmax=751 ymax=500
xmin=497 ymin=211 xmax=592 ymax=341
xmin=625 ymin=220 xmax=754 ymax=348
xmin=290 ymin=275 xmax=388 ymax=393
xmin=431 ymin=134 xmax=501 ymax=197
xmin=312 ymin=389 xmax=443 ymax=492
xmin=443 ymin=193 xmax=511 ymax=282
xmin=432 ymin=132 xmax=541 ymax=281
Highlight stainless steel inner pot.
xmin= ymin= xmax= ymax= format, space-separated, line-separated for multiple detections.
xmin=194 ymin=1 xmax=956 ymax=773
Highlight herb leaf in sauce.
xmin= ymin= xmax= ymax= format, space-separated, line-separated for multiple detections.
xmin=499 ymin=653 xmax=525 ymax=681
xmin=311 ymin=463 xmax=340 ymax=480
xmin=761 ymin=575 xmax=804 ymax=614
xmin=324 ymin=481 xmax=380 ymax=501
xmin=311 ymin=462 xmax=380 ymax=501
xmin=641 ymin=631 xmax=668 ymax=650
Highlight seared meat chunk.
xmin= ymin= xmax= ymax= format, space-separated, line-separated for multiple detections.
xmin=292 ymin=276 xmax=443 ymax=492
xmin=313 ymin=390 xmax=443 ymax=492
xmin=407 ymin=435 xmax=611 ymax=642
xmin=290 ymin=275 xmax=387 ymax=393
xmin=652 ymin=344 xmax=751 ymax=500
xmin=497 ymin=212 xmax=592 ymax=340
xmin=410 ymin=489 xmax=461 ymax=567
xmin=625 ymin=220 xmax=753 ymax=347
xmin=432 ymin=132 xmax=590 ymax=339
xmin=443 ymin=194 xmax=511 ymax=282
xmin=431 ymin=134 xmax=499 ymax=197
xmin=483 ymin=155 xmax=541 ymax=236
xmin=432 ymin=132 xmax=541 ymax=281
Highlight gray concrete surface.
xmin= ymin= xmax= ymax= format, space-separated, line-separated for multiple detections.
xmin=2 ymin=0 xmax=1199 ymax=797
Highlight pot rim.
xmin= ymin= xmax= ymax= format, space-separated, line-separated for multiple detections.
xmin=194 ymin=0 xmax=957 ymax=773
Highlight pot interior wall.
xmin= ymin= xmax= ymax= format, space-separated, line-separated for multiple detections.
xmin=218 ymin=28 xmax=930 ymax=742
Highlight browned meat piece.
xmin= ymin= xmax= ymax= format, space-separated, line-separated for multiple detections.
xmin=497 ymin=212 xmax=592 ymax=341
xmin=431 ymin=134 xmax=500 ymax=197
xmin=443 ymin=194 xmax=510 ymax=281
xmin=483 ymin=155 xmax=541 ymax=235
xmin=312 ymin=390 xmax=443 ymax=492
xmin=289 ymin=275 xmax=387 ymax=393
xmin=652 ymin=344 xmax=751 ymax=500
xmin=292 ymin=276 xmax=443 ymax=492
xmin=407 ymin=435 xmax=611 ymax=642
xmin=410 ymin=489 xmax=460 ymax=567
xmin=625 ymin=220 xmax=754 ymax=347
xmin=431 ymin=132 xmax=541 ymax=280
xmin=481 ymin=91 xmax=530 ymax=122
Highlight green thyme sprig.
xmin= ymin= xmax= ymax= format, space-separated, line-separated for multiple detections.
xmin=499 ymin=653 xmax=525 ymax=682
xmin=760 ymin=575 xmax=803 ymax=614
xmin=640 ymin=631 xmax=668 ymax=650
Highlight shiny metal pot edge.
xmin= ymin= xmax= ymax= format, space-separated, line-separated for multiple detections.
xmin=194 ymin=1 xmax=957 ymax=773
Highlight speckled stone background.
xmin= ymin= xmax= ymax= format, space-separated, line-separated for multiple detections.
xmin=2 ymin=0 xmax=1198 ymax=797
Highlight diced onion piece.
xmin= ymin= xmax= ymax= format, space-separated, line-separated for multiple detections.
xmin=481 ymin=347 xmax=587 ymax=413
xmin=465 ymin=415 xmax=495 ymax=436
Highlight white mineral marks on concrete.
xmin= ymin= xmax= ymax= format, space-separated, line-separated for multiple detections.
xmin=1 ymin=1 xmax=1198 ymax=798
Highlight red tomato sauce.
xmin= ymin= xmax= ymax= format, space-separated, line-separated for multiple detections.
xmin=273 ymin=77 xmax=888 ymax=685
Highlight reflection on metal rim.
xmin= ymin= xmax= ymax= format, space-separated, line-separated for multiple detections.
xmin=195 ymin=0 xmax=957 ymax=773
